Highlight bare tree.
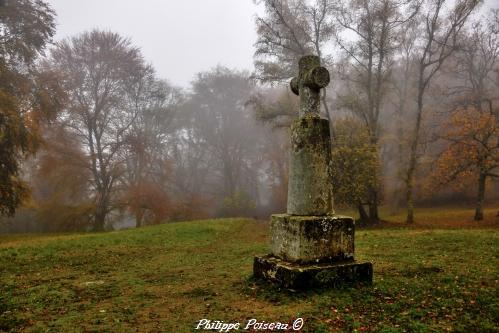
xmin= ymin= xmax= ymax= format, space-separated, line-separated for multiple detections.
xmin=334 ymin=0 xmax=421 ymax=223
xmin=48 ymin=30 xmax=148 ymax=231
xmin=405 ymin=0 xmax=480 ymax=224
xmin=449 ymin=10 xmax=499 ymax=113
xmin=123 ymin=73 xmax=182 ymax=227
xmin=438 ymin=10 xmax=499 ymax=220
xmin=387 ymin=19 xmax=419 ymax=212
xmin=184 ymin=67 xmax=262 ymax=215
xmin=247 ymin=87 xmax=297 ymax=213
xmin=254 ymin=0 xmax=335 ymax=120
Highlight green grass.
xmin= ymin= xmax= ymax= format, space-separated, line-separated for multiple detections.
xmin=0 ymin=214 xmax=498 ymax=332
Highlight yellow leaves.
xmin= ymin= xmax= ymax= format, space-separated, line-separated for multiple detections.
xmin=331 ymin=118 xmax=380 ymax=206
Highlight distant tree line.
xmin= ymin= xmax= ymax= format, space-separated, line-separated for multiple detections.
xmin=0 ymin=0 xmax=497 ymax=232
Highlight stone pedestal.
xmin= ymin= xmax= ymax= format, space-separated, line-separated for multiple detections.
xmin=270 ymin=214 xmax=354 ymax=263
xmin=254 ymin=214 xmax=373 ymax=289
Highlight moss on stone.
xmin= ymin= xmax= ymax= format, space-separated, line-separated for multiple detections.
xmin=289 ymin=55 xmax=330 ymax=117
xmin=270 ymin=214 xmax=354 ymax=264
xmin=287 ymin=117 xmax=333 ymax=215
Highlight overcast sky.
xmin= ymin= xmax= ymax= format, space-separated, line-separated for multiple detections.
xmin=46 ymin=0 xmax=261 ymax=88
xmin=46 ymin=0 xmax=497 ymax=89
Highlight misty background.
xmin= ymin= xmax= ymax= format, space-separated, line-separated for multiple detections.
xmin=1 ymin=0 xmax=498 ymax=233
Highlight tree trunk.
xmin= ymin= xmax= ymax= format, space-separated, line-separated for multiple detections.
xmin=94 ymin=206 xmax=106 ymax=231
xmin=474 ymin=172 xmax=486 ymax=221
xmin=136 ymin=209 xmax=144 ymax=228
xmin=405 ymin=153 xmax=416 ymax=224
xmin=392 ymin=60 xmax=409 ymax=215
xmin=357 ymin=202 xmax=369 ymax=225
xmin=366 ymin=133 xmax=380 ymax=225
xmin=406 ymin=177 xmax=414 ymax=224
xmin=93 ymin=194 xmax=109 ymax=231
xmin=368 ymin=188 xmax=380 ymax=224
xmin=406 ymin=70 xmax=425 ymax=224
xmin=405 ymin=142 xmax=417 ymax=224
xmin=321 ymin=90 xmax=335 ymax=139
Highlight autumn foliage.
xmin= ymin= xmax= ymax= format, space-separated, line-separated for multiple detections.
xmin=430 ymin=107 xmax=498 ymax=220
xmin=331 ymin=118 xmax=380 ymax=222
xmin=0 ymin=0 xmax=60 ymax=216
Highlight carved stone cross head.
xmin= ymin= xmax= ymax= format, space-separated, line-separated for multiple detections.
xmin=290 ymin=55 xmax=330 ymax=117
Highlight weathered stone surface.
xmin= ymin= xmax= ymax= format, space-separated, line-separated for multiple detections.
xmin=287 ymin=54 xmax=332 ymax=215
xmin=254 ymin=255 xmax=373 ymax=289
xmin=287 ymin=117 xmax=333 ymax=215
xmin=252 ymin=55 xmax=373 ymax=290
xmin=290 ymin=55 xmax=330 ymax=117
xmin=271 ymin=214 xmax=354 ymax=264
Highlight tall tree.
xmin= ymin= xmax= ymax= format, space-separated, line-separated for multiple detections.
xmin=254 ymin=0 xmax=335 ymax=120
xmin=431 ymin=107 xmax=498 ymax=220
xmin=386 ymin=18 xmax=419 ymax=212
xmin=0 ymin=0 xmax=57 ymax=216
xmin=248 ymin=88 xmax=297 ymax=213
xmin=449 ymin=10 xmax=499 ymax=113
xmin=47 ymin=30 xmax=149 ymax=231
xmin=334 ymin=0 xmax=421 ymax=224
xmin=30 ymin=123 xmax=93 ymax=232
xmin=432 ymin=10 xmax=499 ymax=221
xmin=186 ymin=66 xmax=261 ymax=215
xmin=123 ymin=74 xmax=182 ymax=227
xmin=330 ymin=118 xmax=380 ymax=222
xmin=405 ymin=0 xmax=480 ymax=224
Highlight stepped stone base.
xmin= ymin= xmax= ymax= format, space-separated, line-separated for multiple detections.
xmin=253 ymin=255 xmax=373 ymax=289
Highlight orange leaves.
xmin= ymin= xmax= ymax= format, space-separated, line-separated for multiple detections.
xmin=29 ymin=124 xmax=93 ymax=230
xmin=429 ymin=106 xmax=498 ymax=192
xmin=442 ymin=107 xmax=497 ymax=144
xmin=123 ymin=182 xmax=171 ymax=225
xmin=31 ymin=69 xmax=68 ymax=123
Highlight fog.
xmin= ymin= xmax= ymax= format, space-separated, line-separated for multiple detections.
xmin=46 ymin=0 xmax=261 ymax=88
xmin=1 ymin=0 xmax=498 ymax=232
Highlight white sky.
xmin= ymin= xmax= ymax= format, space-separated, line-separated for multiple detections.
xmin=46 ymin=0 xmax=261 ymax=88
xmin=46 ymin=0 xmax=497 ymax=89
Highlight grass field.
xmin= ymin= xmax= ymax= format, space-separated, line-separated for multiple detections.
xmin=0 ymin=207 xmax=498 ymax=332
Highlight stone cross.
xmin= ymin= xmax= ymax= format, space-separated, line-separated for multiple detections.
xmin=290 ymin=55 xmax=330 ymax=117
xmin=287 ymin=55 xmax=332 ymax=216
xmin=253 ymin=55 xmax=373 ymax=289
